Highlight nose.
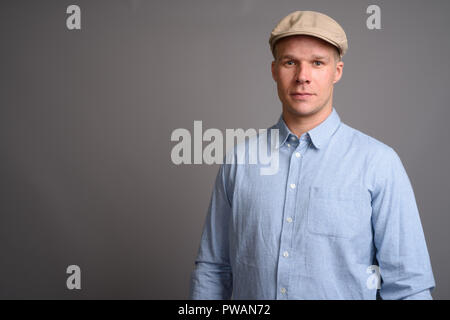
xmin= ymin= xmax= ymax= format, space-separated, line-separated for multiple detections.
xmin=295 ymin=62 xmax=311 ymax=84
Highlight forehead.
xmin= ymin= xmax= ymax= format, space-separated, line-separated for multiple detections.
xmin=275 ymin=35 xmax=335 ymax=58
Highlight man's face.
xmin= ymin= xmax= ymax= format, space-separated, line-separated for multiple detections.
xmin=271 ymin=35 xmax=343 ymax=119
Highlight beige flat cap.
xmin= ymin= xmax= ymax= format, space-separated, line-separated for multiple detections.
xmin=269 ymin=11 xmax=348 ymax=58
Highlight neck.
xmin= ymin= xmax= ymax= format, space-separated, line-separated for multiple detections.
xmin=282 ymin=105 xmax=333 ymax=138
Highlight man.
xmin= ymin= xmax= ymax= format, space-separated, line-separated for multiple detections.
xmin=189 ymin=11 xmax=435 ymax=299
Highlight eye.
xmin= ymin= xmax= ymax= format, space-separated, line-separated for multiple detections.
xmin=313 ymin=61 xmax=323 ymax=66
xmin=285 ymin=60 xmax=295 ymax=66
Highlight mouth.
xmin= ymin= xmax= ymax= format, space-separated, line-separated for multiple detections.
xmin=290 ymin=92 xmax=315 ymax=100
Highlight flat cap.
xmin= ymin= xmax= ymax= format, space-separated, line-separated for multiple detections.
xmin=269 ymin=11 xmax=348 ymax=58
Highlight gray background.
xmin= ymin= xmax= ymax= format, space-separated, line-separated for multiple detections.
xmin=1 ymin=0 xmax=449 ymax=299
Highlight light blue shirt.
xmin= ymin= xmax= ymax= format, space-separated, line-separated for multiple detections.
xmin=190 ymin=107 xmax=435 ymax=299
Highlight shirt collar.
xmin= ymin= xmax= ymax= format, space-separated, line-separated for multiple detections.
xmin=272 ymin=107 xmax=341 ymax=149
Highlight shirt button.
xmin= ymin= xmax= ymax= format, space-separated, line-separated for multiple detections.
xmin=286 ymin=217 xmax=293 ymax=223
xmin=280 ymin=288 xmax=287 ymax=294
xmin=290 ymin=183 xmax=296 ymax=189
xmin=290 ymin=136 xmax=296 ymax=141
xmin=283 ymin=251 xmax=289 ymax=258
xmin=287 ymin=143 xmax=291 ymax=147
xmin=295 ymin=152 xmax=301 ymax=158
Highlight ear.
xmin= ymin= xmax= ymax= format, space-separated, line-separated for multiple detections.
xmin=271 ymin=60 xmax=277 ymax=82
xmin=333 ymin=61 xmax=344 ymax=84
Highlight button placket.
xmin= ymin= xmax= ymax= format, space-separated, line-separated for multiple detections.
xmin=276 ymin=135 xmax=302 ymax=299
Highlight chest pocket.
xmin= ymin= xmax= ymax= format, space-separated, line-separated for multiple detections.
xmin=307 ymin=185 xmax=364 ymax=239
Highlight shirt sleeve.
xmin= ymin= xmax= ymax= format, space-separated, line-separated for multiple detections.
xmin=189 ymin=163 xmax=233 ymax=300
xmin=370 ymin=147 xmax=436 ymax=300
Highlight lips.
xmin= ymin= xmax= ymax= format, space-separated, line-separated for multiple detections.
xmin=290 ymin=92 xmax=314 ymax=99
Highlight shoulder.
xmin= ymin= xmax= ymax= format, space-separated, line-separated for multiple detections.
xmin=339 ymin=122 xmax=399 ymax=162
xmin=339 ymin=123 xmax=407 ymax=189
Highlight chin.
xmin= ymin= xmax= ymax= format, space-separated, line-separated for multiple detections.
xmin=286 ymin=103 xmax=319 ymax=117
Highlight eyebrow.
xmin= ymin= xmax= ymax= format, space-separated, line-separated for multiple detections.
xmin=311 ymin=55 xmax=330 ymax=61
xmin=279 ymin=54 xmax=330 ymax=61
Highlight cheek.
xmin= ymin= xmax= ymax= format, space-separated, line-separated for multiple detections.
xmin=277 ymin=70 xmax=294 ymax=88
xmin=315 ymin=72 xmax=334 ymax=92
